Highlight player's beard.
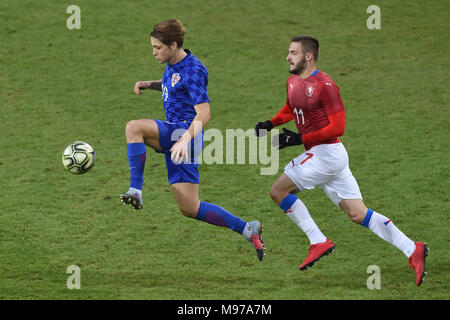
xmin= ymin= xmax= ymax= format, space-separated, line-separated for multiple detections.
xmin=289 ymin=55 xmax=307 ymax=75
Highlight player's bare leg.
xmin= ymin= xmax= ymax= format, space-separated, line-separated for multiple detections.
xmin=338 ymin=199 xmax=367 ymax=224
xmin=171 ymin=182 xmax=201 ymax=218
xmin=271 ymin=173 xmax=334 ymax=270
xmin=339 ymin=198 xmax=428 ymax=286
xmin=171 ymin=183 xmax=265 ymax=261
xmin=270 ymin=173 xmax=299 ymax=205
xmin=121 ymin=119 xmax=163 ymax=210
xmin=125 ymin=119 xmax=163 ymax=151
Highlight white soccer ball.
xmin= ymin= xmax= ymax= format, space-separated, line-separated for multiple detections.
xmin=62 ymin=141 xmax=95 ymax=174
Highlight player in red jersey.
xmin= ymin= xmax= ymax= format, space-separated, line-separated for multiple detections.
xmin=255 ymin=35 xmax=428 ymax=286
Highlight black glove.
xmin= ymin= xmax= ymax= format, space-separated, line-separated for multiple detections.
xmin=272 ymin=128 xmax=302 ymax=150
xmin=255 ymin=120 xmax=274 ymax=137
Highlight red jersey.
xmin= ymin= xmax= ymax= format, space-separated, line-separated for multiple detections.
xmin=271 ymin=70 xmax=346 ymax=150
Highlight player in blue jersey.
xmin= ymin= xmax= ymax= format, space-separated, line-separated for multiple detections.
xmin=120 ymin=19 xmax=265 ymax=261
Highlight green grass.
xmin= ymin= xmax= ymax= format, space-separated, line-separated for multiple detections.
xmin=1 ymin=0 xmax=448 ymax=300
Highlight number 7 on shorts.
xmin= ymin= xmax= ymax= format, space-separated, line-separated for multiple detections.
xmin=300 ymin=152 xmax=314 ymax=165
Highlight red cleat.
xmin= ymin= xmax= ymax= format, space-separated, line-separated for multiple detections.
xmin=408 ymin=242 xmax=429 ymax=286
xmin=299 ymin=238 xmax=335 ymax=271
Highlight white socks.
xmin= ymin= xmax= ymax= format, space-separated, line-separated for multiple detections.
xmin=285 ymin=198 xmax=327 ymax=245
xmin=280 ymin=194 xmax=416 ymax=257
xmin=362 ymin=209 xmax=416 ymax=257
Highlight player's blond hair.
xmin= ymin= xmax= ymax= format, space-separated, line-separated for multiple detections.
xmin=151 ymin=19 xmax=186 ymax=48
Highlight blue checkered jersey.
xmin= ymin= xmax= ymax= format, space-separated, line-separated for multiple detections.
xmin=161 ymin=50 xmax=210 ymax=123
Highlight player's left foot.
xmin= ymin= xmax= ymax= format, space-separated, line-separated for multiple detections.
xmin=246 ymin=220 xmax=265 ymax=261
xmin=299 ymin=238 xmax=335 ymax=271
xmin=408 ymin=242 xmax=429 ymax=286
xmin=120 ymin=188 xmax=143 ymax=210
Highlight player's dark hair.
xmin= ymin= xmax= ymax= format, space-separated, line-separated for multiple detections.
xmin=151 ymin=19 xmax=185 ymax=48
xmin=291 ymin=35 xmax=319 ymax=61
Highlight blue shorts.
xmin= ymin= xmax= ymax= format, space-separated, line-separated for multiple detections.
xmin=154 ymin=120 xmax=203 ymax=185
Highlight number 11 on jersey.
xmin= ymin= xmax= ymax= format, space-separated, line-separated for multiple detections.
xmin=294 ymin=107 xmax=305 ymax=125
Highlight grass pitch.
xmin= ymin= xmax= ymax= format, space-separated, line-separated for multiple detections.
xmin=0 ymin=0 xmax=448 ymax=300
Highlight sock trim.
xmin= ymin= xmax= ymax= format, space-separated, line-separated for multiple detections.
xmin=361 ymin=208 xmax=374 ymax=228
xmin=280 ymin=194 xmax=298 ymax=212
xmin=196 ymin=201 xmax=207 ymax=221
xmin=127 ymin=142 xmax=147 ymax=156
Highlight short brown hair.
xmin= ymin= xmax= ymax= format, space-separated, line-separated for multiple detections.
xmin=151 ymin=19 xmax=186 ymax=47
xmin=291 ymin=35 xmax=319 ymax=61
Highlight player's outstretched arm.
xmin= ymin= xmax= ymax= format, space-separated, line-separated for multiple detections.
xmin=134 ymin=80 xmax=162 ymax=95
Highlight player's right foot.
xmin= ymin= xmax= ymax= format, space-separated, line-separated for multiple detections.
xmin=246 ymin=220 xmax=265 ymax=261
xmin=120 ymin=188 xmax=143 ymax=210
xmin=299 ymin=238 xmax=335 ymax=271
xmin=408 ymin=242 xmax=429 ymax=286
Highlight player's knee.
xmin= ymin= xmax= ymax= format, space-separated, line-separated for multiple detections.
xmin=125 ymin=120 xmax=140 ymax=135
xmin=126 ymin=120 xmax=151 ymax=143
xmin=269 ymin=186 xmax=278 ymax=203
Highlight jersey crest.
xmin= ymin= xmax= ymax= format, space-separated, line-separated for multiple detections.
xmin=171 ymin=73 xmax=181 ymax=87
xmin=305 ymin=84 xmax=315 ymax=97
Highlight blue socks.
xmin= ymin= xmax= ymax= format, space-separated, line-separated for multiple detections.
xmin=196 ymin=201 xmax=247 ymax=234
xmin=127 ymin=143 xmax=147 ymax=190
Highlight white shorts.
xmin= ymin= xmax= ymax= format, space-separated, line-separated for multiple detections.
xmin=283 ymin=143 xmax=362 ymax=206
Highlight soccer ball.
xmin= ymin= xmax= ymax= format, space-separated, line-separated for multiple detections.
xmin=62 ymin=141 xmax=95 ymax=174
